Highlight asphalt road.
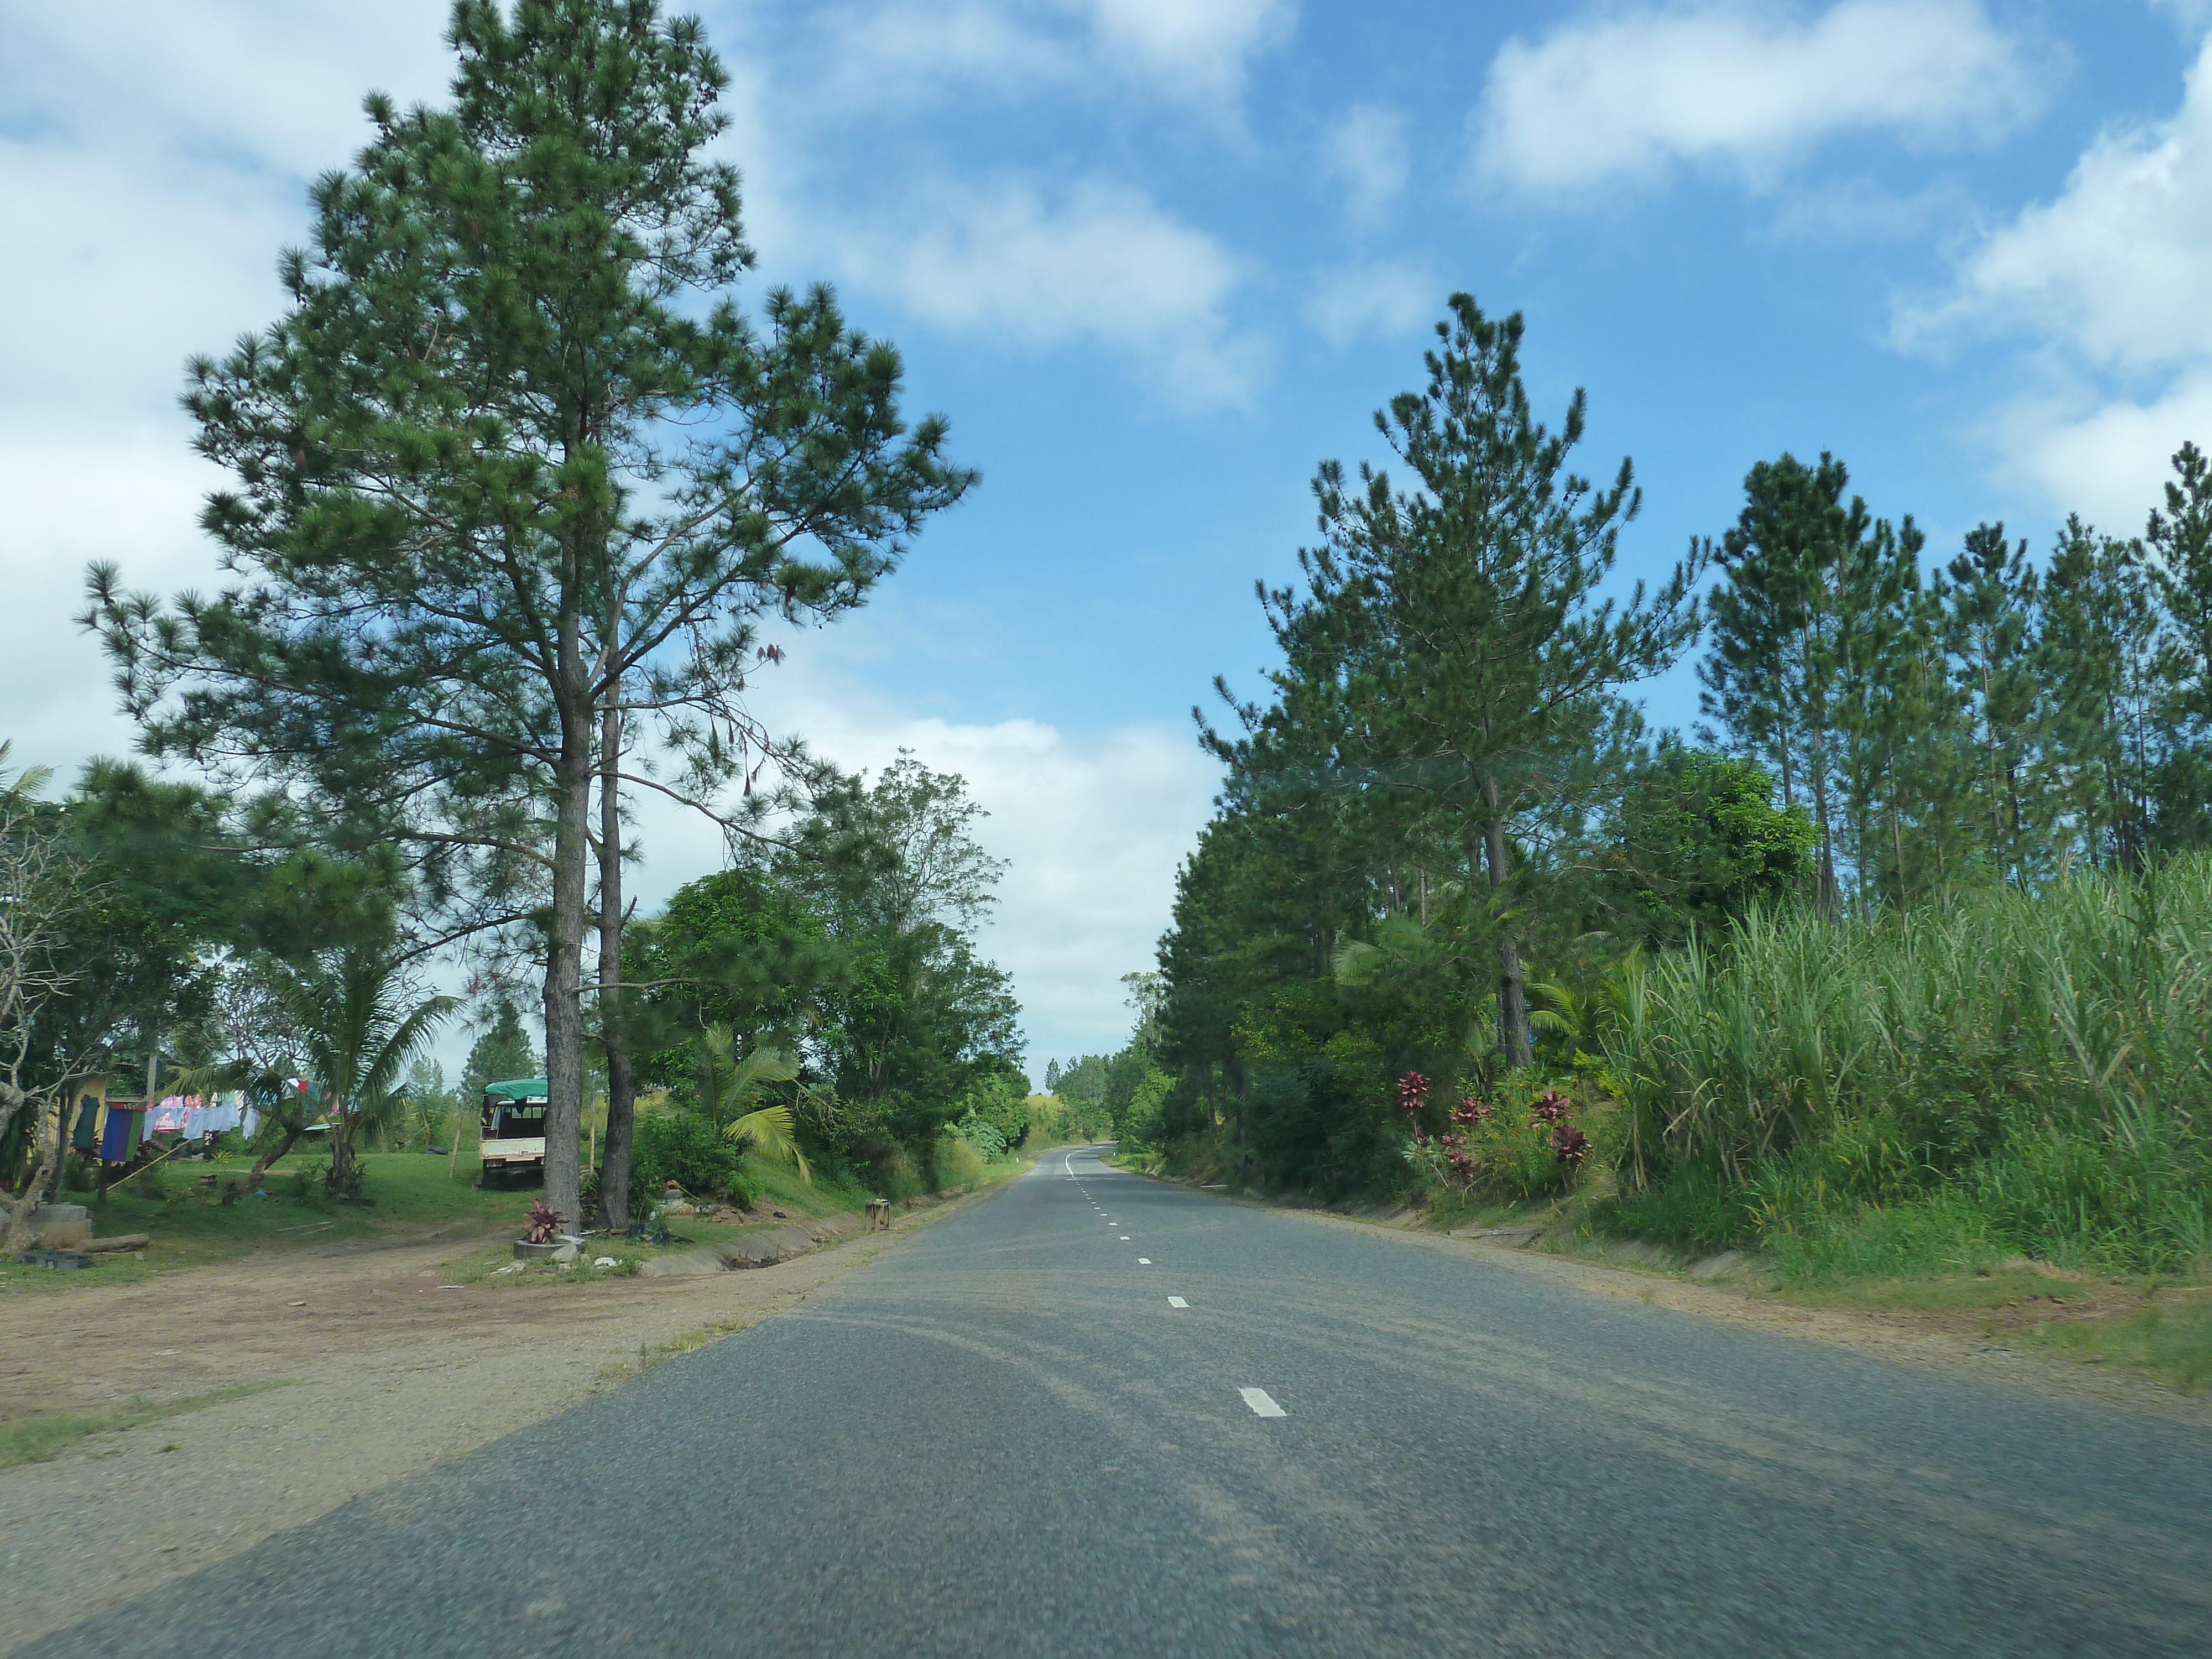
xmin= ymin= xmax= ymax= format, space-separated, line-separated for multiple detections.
xmin=29 ymin=1147 xmax=2212 ymax=1657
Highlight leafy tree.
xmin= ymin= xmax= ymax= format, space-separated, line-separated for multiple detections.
xmin=690 ymin=1025 xmax=810 ymax=1182
xmin=1608 ymin=746 xmax=1815 ymax=943
xmin=85 ymin=0 xmax=972 ymax=1234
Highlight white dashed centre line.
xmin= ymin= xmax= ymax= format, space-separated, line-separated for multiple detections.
xmin=1239 ymin=1388 xmax=1287 ymax=1418
xmin=1167 ymin=1296 xmax=1188 ymax=1308
xmin=1138 ymin=1258 xmax=1151 ymax=1264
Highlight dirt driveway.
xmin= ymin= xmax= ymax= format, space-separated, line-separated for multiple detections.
xmin=0 ymin=1211 xmax=951 ymax=1653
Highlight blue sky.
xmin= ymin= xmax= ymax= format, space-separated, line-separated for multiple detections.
xmin=6 ymin=0 xmax=2211 ymax=1072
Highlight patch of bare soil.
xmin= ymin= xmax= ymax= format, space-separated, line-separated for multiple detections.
xmin=0 ymin=1203 xmax=966 ymax=1654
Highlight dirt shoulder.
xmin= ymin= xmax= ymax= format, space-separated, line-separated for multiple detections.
xmin=0 ymin=1195 xmax=979 ymax=1654
xmin=1149 ymin=1180 xmax=2212 ymax=1430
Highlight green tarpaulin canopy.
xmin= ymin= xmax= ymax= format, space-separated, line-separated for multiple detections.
xmin=483 ymin=1077 xmax=549 ymax=1100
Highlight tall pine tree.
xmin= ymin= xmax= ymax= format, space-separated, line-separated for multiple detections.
xmin=87 ymin=0 xmax=971 ymax=1229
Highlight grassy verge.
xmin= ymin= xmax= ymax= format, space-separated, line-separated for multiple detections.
xmin=2021 ymin=1293 xmax=2212 ymax=1392
xmin=0 ymin=1383 xmax=287 ymax=1469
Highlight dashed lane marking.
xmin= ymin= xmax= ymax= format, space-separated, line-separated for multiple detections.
xmin=1138 ymin=1258 xmax=1151 ymax=1264
xmin=1167 ymin=1296 xmax=1188 ymax=1308
xmin=1239 ymin=1388 xmax=1287 ymax=1418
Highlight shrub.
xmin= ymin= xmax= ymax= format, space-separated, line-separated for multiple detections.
xmin=948 ymin=1112 xmax=1009 ymax=1160
xmin=932 ymin=1132 xmax=989 ymax=1192
xmin=629 ymin=1112 xmax=755 ymax=1210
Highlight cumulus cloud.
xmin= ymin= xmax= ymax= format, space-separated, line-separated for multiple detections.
xmin=1321 ymin=104 xmax=1409 ymax=225
xmin=835 ymin=178 xmax=1264 ymax=406
xmin=1903 ymin=33 xmax=2212 ymax=525
xmin=1305 ymin=260 xmax=1436 ymax=347
xmin=1472 ymin=0 xmax=2047 ymax=195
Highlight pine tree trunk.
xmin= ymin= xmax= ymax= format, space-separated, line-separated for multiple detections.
xmin=1810 ymin=723 xmax=1838 ymax=916
xmin=541 ymin=607 xmax=591 ymax=1239
xmin=596 ymin=691 xmax=636 ymax=1232
xmin=1472 ymin=791 xmax=1531 ymax=1070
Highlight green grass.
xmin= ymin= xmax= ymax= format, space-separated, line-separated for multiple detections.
xmin=0 ymin=1383 xmax=286 ymax=1469
xmin=2022 ymin=1293 xmax=2212 ymax=1392
xmin=4 ymin=1136 xmax=1027 ymax=1296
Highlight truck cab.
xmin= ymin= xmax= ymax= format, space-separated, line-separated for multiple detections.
xmin=478 ymin=1077 xmax=549 ymax=1186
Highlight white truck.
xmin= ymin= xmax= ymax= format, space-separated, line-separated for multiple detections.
xmin=477 ymin=1077 xmax=549 ymax=1186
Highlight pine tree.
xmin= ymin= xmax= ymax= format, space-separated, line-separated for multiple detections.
xmin=1301 ymin=294 xmax=1700 ymax=1066
xmin=1935 ymin=524 xmax=2041 ymax=884
xmin=2148 ymin=442 xmax=2212 ymax=847
xmin=2037 ymin=518 xmax=2158 ymax=869
xmin=1698 ymin=453 xmax=1869 ymax=912
xmin=86 ymin=0 xmax=970 ymax=1230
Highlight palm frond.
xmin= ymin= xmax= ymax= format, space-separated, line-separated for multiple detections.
xmin=724 ymin=1103 xmax=812 ymax=1183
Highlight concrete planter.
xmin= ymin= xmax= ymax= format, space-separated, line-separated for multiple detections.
xmin=513 ymin=1239 xmax=562 ymax=1261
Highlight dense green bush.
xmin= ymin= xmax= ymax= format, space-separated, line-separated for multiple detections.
xmin=628 ymin=1111 xmax=755 ymax=1210
xmin=948 ymin=1111 xmax=1008 ymax=1159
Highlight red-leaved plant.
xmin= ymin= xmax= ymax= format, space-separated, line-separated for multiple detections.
xmin=1529 ymin=1090 xmax=1573 ymax=1126
xmin=1452 ymin=1094 xmax=1493 ymax=1126
xmin=1438 ymin=1131 xmax=1477 ymax=1181
xmin=1397 ymin=1071 xmax=1431 ymax=1118
xmin=524 ymin=1201 xmax=565 ymax=1245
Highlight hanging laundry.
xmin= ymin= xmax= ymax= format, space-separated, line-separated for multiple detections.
xmin=150 ymin=1095 xmax=192 ymax=1134
xmin=70 ymin=1094 xmax=101 ymax=1152
xmin=99 ymin=1105 xmax=145 ymax=1163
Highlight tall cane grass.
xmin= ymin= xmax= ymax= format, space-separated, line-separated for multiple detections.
xmin=1598 ymin=855 xmax=2212 ymax=1272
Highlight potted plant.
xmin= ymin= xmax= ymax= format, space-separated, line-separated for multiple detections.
xmin=513 ymin=1199 xmax=566 ymax=1261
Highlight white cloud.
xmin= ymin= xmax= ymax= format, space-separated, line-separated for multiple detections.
xmin=1079 ymin=0 xmax=1295 ymax=101
xmin=834 ymin=178 xmax=1265 ymax=406
xmin=1473 ymin=0 xmax=2047 ymax=195
xmin=0 ymin=3 xmax=451 ymax=790
xmin=1321 ymin=104 xmax=1409 ymax=225
xmin=1905 ymin=33 xmax=2212 ymax=525
xmin=800 ymin=0 xmax=1292 ymax=111
xmin=1305 ymin=260 xmax=1436 ymax=347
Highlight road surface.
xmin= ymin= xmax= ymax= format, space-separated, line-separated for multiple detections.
xmin=27 ymin=1147 xmax=2212 ymax=1656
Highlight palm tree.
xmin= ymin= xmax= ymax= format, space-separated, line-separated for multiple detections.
xmin=693 ymin=1024 xmax=811 ymax=1183
xmin=270 ymin=943 xmax=455 ymax=1198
